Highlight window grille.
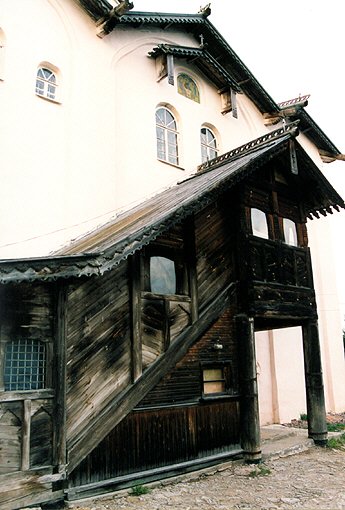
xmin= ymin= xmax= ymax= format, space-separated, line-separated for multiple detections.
xmin=4 ymin=339 xmax=45 ymax=391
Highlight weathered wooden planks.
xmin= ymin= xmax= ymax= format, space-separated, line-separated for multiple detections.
xmin=66 ymin=263 xmax=132 ymax=446
xmin=69 ymin=400 xmax=240 ymax=489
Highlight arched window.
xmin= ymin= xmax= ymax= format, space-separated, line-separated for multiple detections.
xmin=156 ymin=107 xmax=179 ymax=165
xmin=35 ymin=66 xmax=57 ymax=100
xmin=4 ymin=339 xmax=46 ymax=391
xmin=251 ymin=208 xmax=269 ymax=239
xmin=177 ymin=73 xmax=200 ymax=103
xmin=283 ymin=218 xmax=298 ymax=246
xmin=200 ymin=127 xmax=218 ymax=163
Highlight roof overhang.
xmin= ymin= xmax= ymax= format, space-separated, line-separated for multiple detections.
xmin=148 ymin=44 xmax=240 ymax=92
xmin=1 ymin=123 xmax=343 ymax=284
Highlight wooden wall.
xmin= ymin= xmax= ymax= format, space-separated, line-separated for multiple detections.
xmin=194 ymin=200 xmax=235 ymax=312
xmin=0 ymin=283 xmax=59 ymax=510
xmin=70 ymin=400 xmax=240 ymax=489
xmin=70 ymin=307 xmax=240 ymax=488
xmin=138 ymin=306 xmax=239 ymax=407
xmin=66 ymin=263 xmax=131 ymax=448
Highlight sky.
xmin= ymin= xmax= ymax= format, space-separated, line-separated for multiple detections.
xmin=137 ymin=0 xmax=345 ymax=316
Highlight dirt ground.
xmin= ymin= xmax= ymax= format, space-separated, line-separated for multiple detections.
xmin=68 ymin=445 xmax=345 ymax=510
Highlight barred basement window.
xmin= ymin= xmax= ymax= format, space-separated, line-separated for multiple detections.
xmin=4 ymin=339 xmax=46 ymax=391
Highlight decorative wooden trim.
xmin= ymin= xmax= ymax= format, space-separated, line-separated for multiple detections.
xmin=198 ymin=121 xmax=299 ymax=172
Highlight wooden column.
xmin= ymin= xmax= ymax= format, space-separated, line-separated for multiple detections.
xmin=54 ymin=284 xmax=67 ymax=473
xmin=302 ymin=320 xmax=328 ymax=445
xmin=236 ymin=314 xmax=261 ymax=463
xmin=131 ymin=253 xmax=142 ymax=382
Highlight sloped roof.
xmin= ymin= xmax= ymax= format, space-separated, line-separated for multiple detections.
xmin=76 ymin=3 xmax=340 ymax=156
xmin=0 ymin=123 xmax=343 ymax=284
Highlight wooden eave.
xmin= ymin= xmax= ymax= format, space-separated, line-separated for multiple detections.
xmin=74 ymin=0 xmax=112 ymax=20
xmin=76 ymin=5 xmax=341 ymax=157
xmin=0 ymin=123 xmax=342 ymax=284
xmin=110 ymin=12 xmax=279 ymax=114
xmin=106 ymin=11 xmax=342 ymax=156
xmin=148 ymin=44 xmax=240 ymax=91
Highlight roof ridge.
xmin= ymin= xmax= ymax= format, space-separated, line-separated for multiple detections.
xmin=197 ymin=121 xmax=299 ymax=174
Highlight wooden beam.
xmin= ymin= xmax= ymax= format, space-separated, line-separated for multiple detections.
xmin=131 ymin=253 xmax=142 ymax=382
xmin=54 ymin=284 xmax=67 ymax=470
xmin=184 ymin=216 xmax=199 ymax=324
xmin=21 ymin=399 xmax=31 ymax=471
xmin=302 ymin=320 xmax=328 ymax=445
xmin=236 ymin=314 xmax=261 ymax=463
xmin=319 ymin=150 xmax=345 ymax=163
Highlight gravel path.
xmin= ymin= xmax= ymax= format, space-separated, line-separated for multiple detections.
xmin=69 ymin=446 xmax=345 ymax=510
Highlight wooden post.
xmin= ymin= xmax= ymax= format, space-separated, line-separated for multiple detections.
xmin=54 ymin=283 xmax=67 ymax=472
xmin=131 ymin=253 xmax=142 ymax=382
xmin=236 ymin=314 xmax=261 ymax=462
xmin=302 ymin=320 xmax=328 ymax=445
xmin=21 ymin=399 xmax=31 ymax=471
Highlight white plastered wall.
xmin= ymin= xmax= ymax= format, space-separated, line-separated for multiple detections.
xmin=0 ymin=0 xmax=267 ymax=258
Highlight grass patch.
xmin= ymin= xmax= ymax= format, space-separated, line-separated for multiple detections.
xmin=327 ymin=433 xmax=345 ymax=449
xmin=300 ymin=413 xmax=308 ymax=421
xmin=130 ymin=485 xmax=151 ymax=496
xmin=248 ymin=465 xmax=271 ymax=478
xmin=327 ymin=422 xmax=345 ymax=432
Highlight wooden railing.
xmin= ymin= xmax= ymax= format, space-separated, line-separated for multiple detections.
xmin=247 ymin=237 xmax=313 ymax=289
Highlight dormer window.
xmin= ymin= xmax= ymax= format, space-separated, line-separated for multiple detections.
xmin=251 ymin=208 xmax=269 ymax=239
xmin=200 ymin=127 xmax=218 ymax=163
xmin=155 ymin=107 xmax=179 ymax=166
xmin=177 ymin=73 xmax=200 ymax=103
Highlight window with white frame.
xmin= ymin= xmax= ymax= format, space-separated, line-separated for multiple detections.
xmin=156 ymin=107 xmax=179 ymax=165
xmin=200 ymin=127 xmax=218 ymax=163
xmin=35 ymin=67 xmax=57 ymax=101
